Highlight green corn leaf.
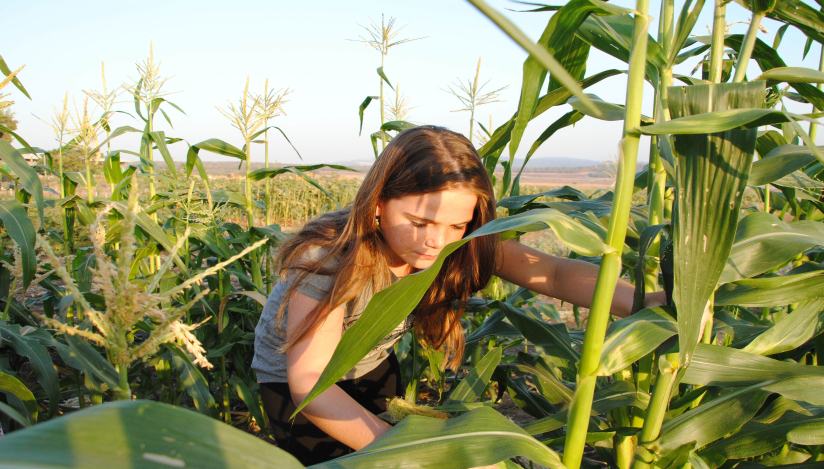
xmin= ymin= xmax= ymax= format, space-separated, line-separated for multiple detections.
xmin=446 ymin=347 xmax=502 ymax=404
xmin=376 ymin=66 xmax=394 ymax=91
xmin=249 ymin=165 xmax=356 ymax=210
xmin=249 ymin=164 xmax=356 ymax=181
xmin=191 ymin=138 xmax=246 ymax=160
xmin=786 ymin=420 xmax=824 ymax=445
xmin=0 ymin=125 xmax=37 ymax=158
xmin=755 ymin=66 xmax=824 ymax=86
xmin=720 ymin=212 xmax=824 ymax=284
xmin=0 ymin=323 xmax=60 ymax=418
xmin=292 ymin=209 xmax=612 ymax=417
xmin=637 ymin=108 xmax=821 ymax=136
xmin=669 ymin=81 xmax=763 ymax=367
xmin=535 ymin=69 xmax=626 ymax=118
xmin=467 ymin=0 xmax=597 ymax=122
xmin=313 ymin=407 xmax=565 ymax=469
xmin=498 ymin=185 xmax=589 ymax=210
xmin=87 ymin=125 xmax=143 ymax=156
xmin=0 ymin=370 xmax=37 ymax=425
xmin=668 ymin=0 xmax=708 ymax=68
xmin=764 ymin=0 xmax=824 ymax=45
xmin=575 ymin=15 xmax=664 ymax=83
xmin=700 ymin=412 xmax=824 ymax=464
xmin=716 ymin=269 xmax=824 ymax=306
xmin=358 ymin=96 xmax=380 ymax=137
xmin=512 ymin=111 xmax=584 ymax=197
xmin=166 ymin=344 xmax=219 ymax=419
xmin=147 ymin=131 xmax=177 ymax=179
xmin=547 ymin=36 xmax=591 ymax=95
xmin=150 ymin=97 xmax=186 ymax=117
xmin=380 ymin=120 xmax=417 ymax=132
xmin=499 ymin=302 xmax=579 ymax=378
xmin=749 ymin=144 xmax=821 ymax=186
xmin=725 ymin=34 xmax=824 ymax=111
xmin=507 ymin=353 xmax=574 ymax=408
xmin=596 ymin=306 xmax=678 ymax=376
xmin=742 ymin=296 xmax=824 ymax=356
xmin=772 ymin=170 xmax=824 ymax=190
xmin=251 ymin=126 xmax=302 ymax=160
xmin=682 ymin=344 xmax=824 ymax=387
xmin=0 ymin=199 xmax=36 ymax=290
xmin=0 ymin=400 xmax=31 ymax=428
xmin=0 ymin=400 xmax=304 ymax=468
xmin=228 ymin=376 xmax=267 ymax=433
xmin=648 ymin=385 xmax=771 ymax=455
xmin=476 ymin=69 xmax=623 ymax=161
xmin=0 ymin=54 xmax=30 ymax=99
xmin=63 ymin=334 xmax=121 ymax=392
xmin=465 ymin=311 xmax=521 ymax=345
xmin=569 ymin=94 xmax=654 ymax=122
xmin=522 ymin=380 xmax=649 ymax=435
xmin=0 ymin=139 xmax=44 ymax=223
xmin=505 ymin=0 xmax=614 ymax=161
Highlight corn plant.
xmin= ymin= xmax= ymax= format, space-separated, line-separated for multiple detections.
xmin=350 ymin=14 xmax=425 ymax=154
xmin=442 ymin=57 xmax=508 ymax=145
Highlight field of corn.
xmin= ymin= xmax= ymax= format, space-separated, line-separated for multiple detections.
xmin=1 ymin=0 xmax=824 ymax=467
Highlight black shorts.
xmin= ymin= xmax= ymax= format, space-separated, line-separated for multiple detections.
xmin=260 ymin=353 xmax=402 ymax=466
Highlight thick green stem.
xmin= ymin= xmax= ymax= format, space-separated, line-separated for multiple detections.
xmin=709 ymin=0 xmax=728 ymax=83
xmin=613 ymin=369 xmax=635 ymax=469
xmin=732 ymin=12 xmax=766 ymax=83
xmin=562 ymin=3 xmax=650 ymax=467
xmin=632 ymin=353 xmax=654 ymax=427
xmin=116 ymin=362 xmax=131 ymax=401
xmin=632 ymin=354 xmax=679 ymax=469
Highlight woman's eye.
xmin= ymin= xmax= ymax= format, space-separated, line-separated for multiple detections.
xmin=411 ymin=221 xmax=426 ymax=228
xmin=451 ymin=225 xmax=467 ymax=231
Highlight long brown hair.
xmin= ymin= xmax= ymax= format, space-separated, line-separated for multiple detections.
xmin=276 ymin=125 xmax=498 ymax=369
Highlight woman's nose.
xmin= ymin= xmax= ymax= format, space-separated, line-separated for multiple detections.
xmin=424 ymin=227 xmax=447 ymax=250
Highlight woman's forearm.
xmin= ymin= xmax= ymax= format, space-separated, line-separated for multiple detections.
xmin=497 ymin=241 xmax=665 ymax=318
xmin=548 ymin=256 xmax=634 ymax=317
xmin=289 ymin=379 xmax=392 ymax=450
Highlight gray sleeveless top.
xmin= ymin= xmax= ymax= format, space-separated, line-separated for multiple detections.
xmin=252 ymin=247 xmax=414 ymax=383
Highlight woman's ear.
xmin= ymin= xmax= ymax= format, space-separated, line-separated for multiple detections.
xmin=375 ymin=201 xmax=383 ymax=218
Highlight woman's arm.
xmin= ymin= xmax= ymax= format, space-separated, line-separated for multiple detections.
xmin=495 ymin=239 xmax=665 ymax=317
xmin=286 ymin=290 xmax=392 ymax=450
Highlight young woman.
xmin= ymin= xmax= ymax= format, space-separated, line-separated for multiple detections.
xmin=252 ymin=126 xmax=664 ymax=466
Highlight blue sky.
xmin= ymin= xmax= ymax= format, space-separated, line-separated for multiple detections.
xmin=3 ymin=0 xmax=822 ymax=165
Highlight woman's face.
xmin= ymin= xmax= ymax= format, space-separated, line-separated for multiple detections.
xmin=376 ymin=187 xmax=478 ymax=274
